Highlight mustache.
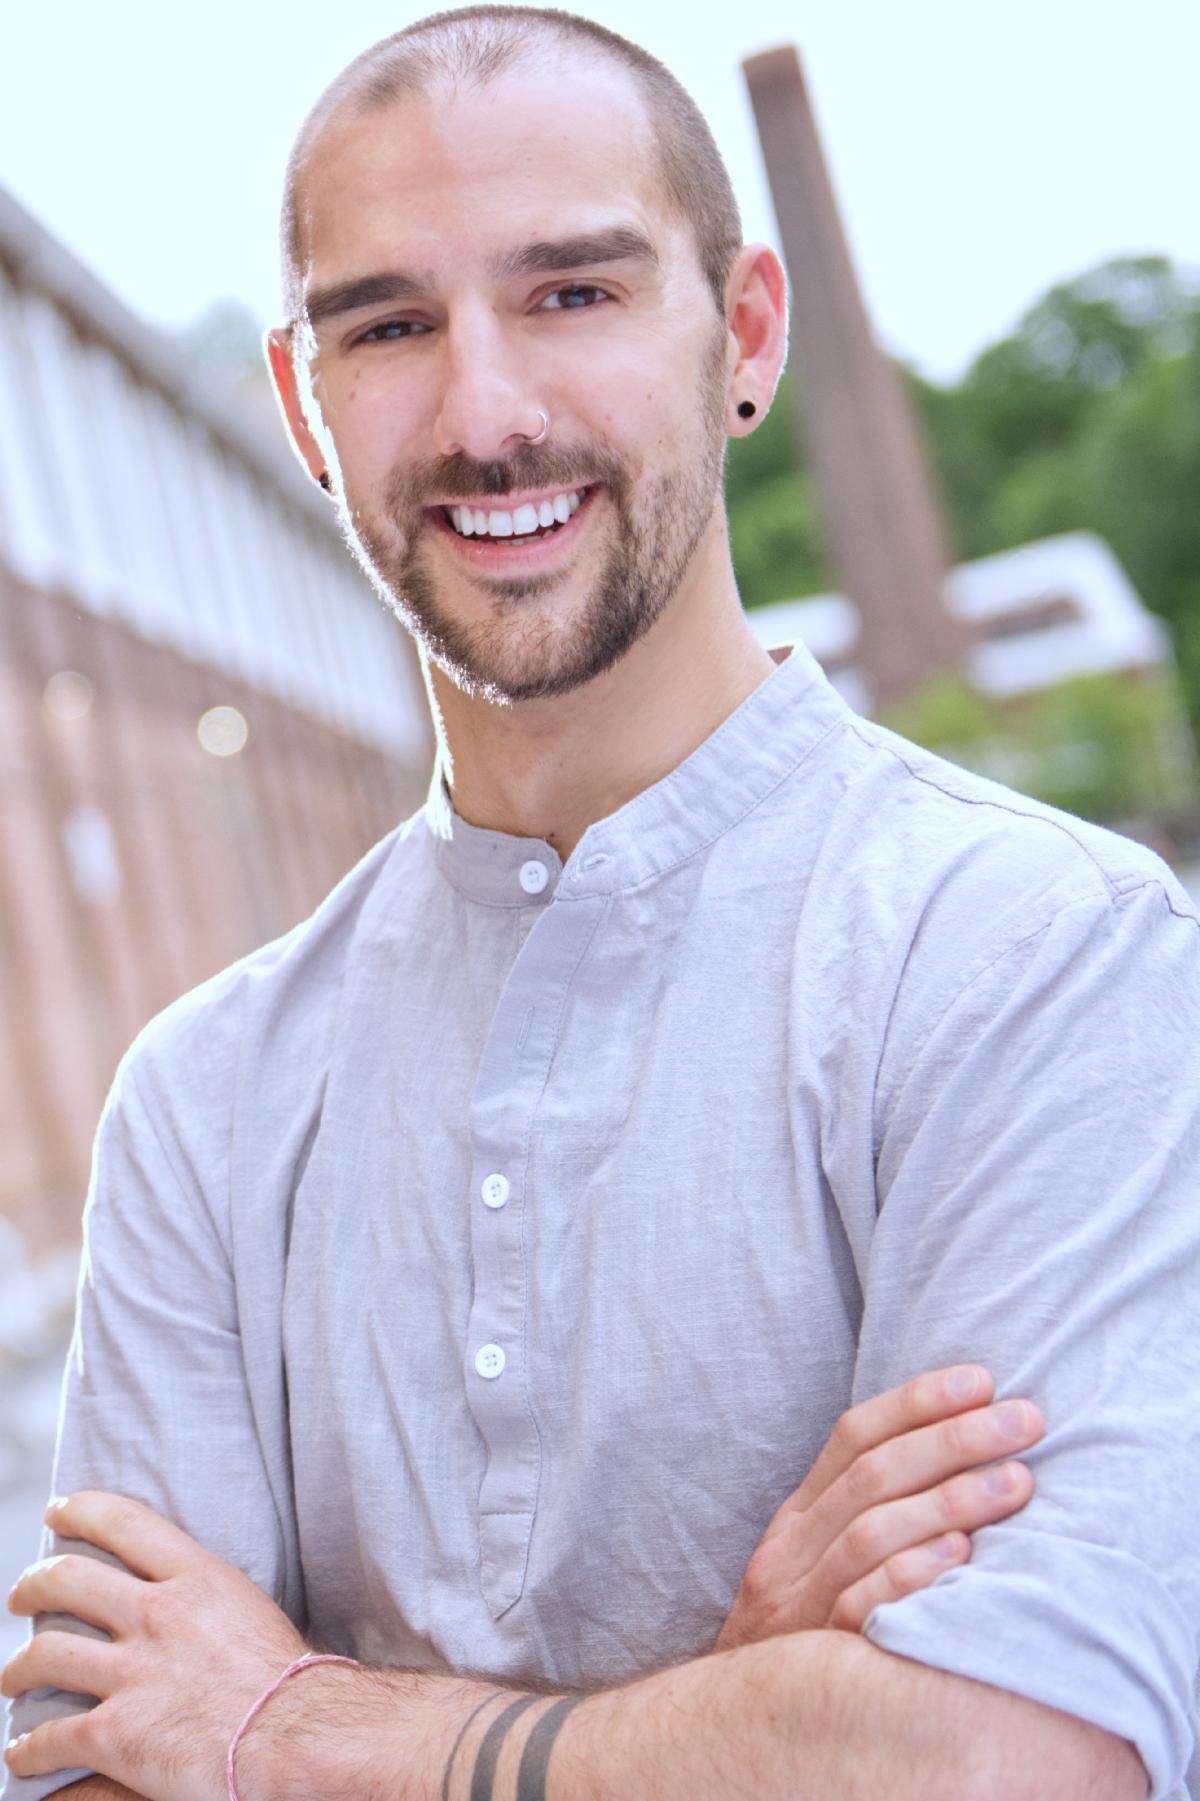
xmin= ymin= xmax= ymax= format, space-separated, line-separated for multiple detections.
xmin=390 ymin=441 xmax=630 ymax=511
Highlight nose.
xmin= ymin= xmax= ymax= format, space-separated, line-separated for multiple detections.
xmin=433 ymin=305 xmax=542 ymax=463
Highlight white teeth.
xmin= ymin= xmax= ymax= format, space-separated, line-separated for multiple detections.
xmin=448 ymin=488 xmax=588 ymax=537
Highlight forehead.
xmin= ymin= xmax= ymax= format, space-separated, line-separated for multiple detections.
xmin=297 ymin=60 xmax=679 ymax=289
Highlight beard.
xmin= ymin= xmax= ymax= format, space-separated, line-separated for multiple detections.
xmin=339 ymin=327 xmax=729 ymax=705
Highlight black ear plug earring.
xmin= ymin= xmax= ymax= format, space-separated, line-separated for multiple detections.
xmin=737 ymin=400 xmax=756 ymax=419
xmin=319 ymin=471 xmax=332 ymax=491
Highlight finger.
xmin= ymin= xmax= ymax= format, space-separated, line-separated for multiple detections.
xmin=7 ymin=1553 xmax=144 ymax=1636
xmin=44 ymin=1491 xmax=204 ymax=1582
xmin=4 ymin=1704 xmax=107 ymax=1781
xmin=1 ymin=1629 xmax=123 ymax=1701
xmin=814 ymin=1459 xmax=1036 ymax=1614
xmin=787 ymin=1366 xmax=997 ymax=1516
xmin=828 ymin=1532 xmax=972 ymax=1633
xmin=802 ymin=1396 xmax=1045 ymax=1553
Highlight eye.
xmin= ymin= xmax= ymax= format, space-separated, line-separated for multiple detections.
xmin=537 ymin=284 xmax=611 ymax=312
xmin=355 ymin=319 xmax=432 ymax=344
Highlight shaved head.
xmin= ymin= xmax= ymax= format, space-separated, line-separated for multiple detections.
xmin=281 ymin=5 xmax=743 ymax=326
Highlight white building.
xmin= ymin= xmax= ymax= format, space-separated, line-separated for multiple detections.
xmin=745 ymin=532 xmax=1174 ymax=719
xmin=0 ymin=182 xmax=431 ymax=1268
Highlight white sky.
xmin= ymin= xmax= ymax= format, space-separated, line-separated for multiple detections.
xmin=2 ymin=0 xmax=1197 ymax=381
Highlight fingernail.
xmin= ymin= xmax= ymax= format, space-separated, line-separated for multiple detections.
xmin=932 ymin=1534 xmax=962 ymax=1560
xmin=946 ymin=1366 xmax=982 ymax=1402
xmin=984 ymin=1463 xmax=1019 ymax=1495
xmin=997 ymin=1401 xmax=1030 ymax=1439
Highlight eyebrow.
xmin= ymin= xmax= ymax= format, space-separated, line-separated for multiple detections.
xmin=302 ymin=225 xmax=660 ymax=330
xmin=303 ymin=272 xmax=424 ymax=330
xmin=497 ymin=226 xmax=661 ymax=281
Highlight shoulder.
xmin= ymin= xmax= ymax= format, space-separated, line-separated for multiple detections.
xmin=789 ymin=712 xmax=1200 ymax=1086
xmin=818 ymin=720 xmax=1200 ymax=1090
xmin=115 ymin=814 xmax=419 ymax=1116
xmin=828 ymin=710 xmax=1196 ymax=946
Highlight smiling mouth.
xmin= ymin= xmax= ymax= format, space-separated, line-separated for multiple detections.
xmin=432 ymin=485 xmax=594 ymax=546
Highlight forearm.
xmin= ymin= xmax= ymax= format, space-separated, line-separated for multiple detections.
xmin=505 ymin=1633 xmax=1143 ymax=1801
xmin=55 ymin=1781 xmax=147 ymax=1799
xmin=249 ymin=1631 xmax=1145 ymax=1801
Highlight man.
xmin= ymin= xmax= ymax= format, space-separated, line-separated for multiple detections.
xmin=3 ymin=8 xmax=1197 ymax=1798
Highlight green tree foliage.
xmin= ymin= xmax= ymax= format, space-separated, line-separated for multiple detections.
xmin=908 ymin=257 xmax=1197 ymax=545
xmin=879 ymin=668 xmax=1198 ymax=829
xmin=740 ymin=254 xmax=1200 ymax=783
xmin=954 ymin=257 xmax=1189 ymax=465
xmin=909 ymin=257 xmax=1200 ymax=742
xmin=1071 ymin=315 xmax=1200 ymax=721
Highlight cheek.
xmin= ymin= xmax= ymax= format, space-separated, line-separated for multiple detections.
xmin=321 ymin=376 xmax=359 ymax=424
xmin=638 ymin=389 xmax=695 ymax=460
xmin=324 ymin=382 xmax=409 ymax=482
xmin=324 ymin=354 xmax=414 ymax=424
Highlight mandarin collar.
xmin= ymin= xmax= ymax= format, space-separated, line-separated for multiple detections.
xmin=423 ymin=643 xmax=851 ymax=907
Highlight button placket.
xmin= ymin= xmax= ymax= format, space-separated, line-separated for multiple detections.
xmin=465 ymin=886 xmax=608 ymax=1617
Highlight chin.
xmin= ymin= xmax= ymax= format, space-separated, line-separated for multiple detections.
xmin=356 ymin=485 xmax=690 ymax=707
xmin=427 ymin=623 xmax=619 ymax=707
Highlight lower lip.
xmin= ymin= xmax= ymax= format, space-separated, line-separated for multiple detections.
xmin=428 ymin=487 xmax=601 ymax=571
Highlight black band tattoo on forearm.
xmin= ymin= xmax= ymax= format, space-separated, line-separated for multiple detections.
xmin=441 ymin=1690 xmax=511 ymax=1801
xmin=514 ymin=1696 xmax=585 ymax=1801
xmin=468 ymin=1694 xmax=543 ymax=1801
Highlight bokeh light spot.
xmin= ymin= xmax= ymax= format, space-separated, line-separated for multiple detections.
xmin=197 ymin=705 xmax=249 ymax=757
xmin=42 ymin=670 xmax=94 ymax=721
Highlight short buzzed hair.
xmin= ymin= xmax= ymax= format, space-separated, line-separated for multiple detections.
xmin=280 ymin=5 xmax=743 ymax=326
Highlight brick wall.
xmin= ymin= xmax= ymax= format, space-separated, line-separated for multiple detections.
xmin=0 ymin=563 xmax=427 ymax=1262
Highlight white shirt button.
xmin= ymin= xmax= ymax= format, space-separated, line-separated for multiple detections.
xmin=481 ymin=1173 xmax=510 ymax=1210
xmin=474 ymin=1343 xmax=506 ymax=1380
xmin=518 ymin=860 xmax=550 ymax=895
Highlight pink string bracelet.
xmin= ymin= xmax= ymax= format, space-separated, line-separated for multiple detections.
xmin=227 ymin=1652 xmax=362 ymax=1800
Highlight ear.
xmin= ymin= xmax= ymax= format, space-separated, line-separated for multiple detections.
xmin=722 ymin=244 xmax=788 ymax=435
xmin=263 ymin=326 xmax=329 ymax=490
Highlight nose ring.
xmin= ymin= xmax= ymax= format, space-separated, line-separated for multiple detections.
xmin=528 ymin=409 xmax=550 ymax=445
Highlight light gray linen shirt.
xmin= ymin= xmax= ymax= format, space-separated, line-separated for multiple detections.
xmin=6 ymin=643 xmax=1200 ymax=1800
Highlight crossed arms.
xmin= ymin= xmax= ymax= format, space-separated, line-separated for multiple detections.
xmin=6 ymin=1370 xmax=1149 ymax=1799
xmin=40 ymin=1633 xmax=1148 ymax=1801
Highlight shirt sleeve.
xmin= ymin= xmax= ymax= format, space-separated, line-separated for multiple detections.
xmin=1 ymin=1050 xmax=293 ymax=1800
xmin=854 ymin=875 xmax=1200 ymax=1801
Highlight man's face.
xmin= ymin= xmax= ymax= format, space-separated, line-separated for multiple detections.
xmin=293 ymin=59 xmax=733 ymax=705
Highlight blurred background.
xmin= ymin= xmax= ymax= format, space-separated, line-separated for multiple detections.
xmin=3 ymin=0 xmax=1200 ymax=1655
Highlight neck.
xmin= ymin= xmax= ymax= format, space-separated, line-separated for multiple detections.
xmin=423 ymin=544 xmax=777 ymax=864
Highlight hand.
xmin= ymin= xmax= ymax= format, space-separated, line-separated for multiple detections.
xmin=2 ymin=1491 xmax=309 ymax=1800
xmin=713 ymin=1365 xmax=1044 ymax=1652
